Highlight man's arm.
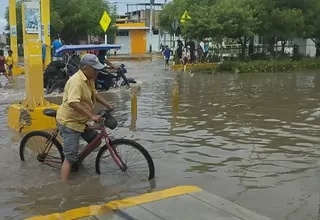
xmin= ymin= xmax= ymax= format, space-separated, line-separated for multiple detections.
xmin=105 ymin=59 xmax=118 ymax=69
xmin=96 ymin=93 xmax=113 ymax=110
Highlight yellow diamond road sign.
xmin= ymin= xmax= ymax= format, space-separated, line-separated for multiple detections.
xmin=180 ymin=10 xmax=191 ymax=23
xmin=100 ymin=11 xmax=111 ymax=32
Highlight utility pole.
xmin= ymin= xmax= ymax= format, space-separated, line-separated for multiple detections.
xmin=164 ymin=0 xmax=167 ymax=47
xmin=149 ymin=0 xmax=154 ymax=53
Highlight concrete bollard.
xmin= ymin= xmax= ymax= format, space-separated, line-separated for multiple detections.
xmin=171 ymin=81 xmax=179 ymax=130
xmin=183 ymin=64 xmax=187 ymax=72
xmin=131 ymin=85 xmax=138 ymax=121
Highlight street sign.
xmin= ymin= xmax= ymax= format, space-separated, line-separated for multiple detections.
xmin=180 ymin=10 xmax=191 ymax=23
xmin=100 ymin=11 xmax=111 ymax=32
xmin=10 ymin=25 xmax=17 ymax=37
xmin=171 ymin=18 xmax=180 ymax=32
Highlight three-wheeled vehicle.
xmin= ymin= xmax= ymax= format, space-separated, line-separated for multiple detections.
xmin=43 ymin=44 xmax=137 ymax=94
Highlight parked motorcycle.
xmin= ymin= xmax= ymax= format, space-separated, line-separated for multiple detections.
xmin=43 ymin=60 xmax=68 ymax=94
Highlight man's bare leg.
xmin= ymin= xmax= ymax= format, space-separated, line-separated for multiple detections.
xmin=61 ymin=159 xmax=71 ymax=181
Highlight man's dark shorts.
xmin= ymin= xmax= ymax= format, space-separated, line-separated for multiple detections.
xmin=57 ymin=123 xmax=98 ymax=164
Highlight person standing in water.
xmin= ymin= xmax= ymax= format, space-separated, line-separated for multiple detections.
xmin=163 ymin=46 xmax=171 ymax=69
xmin=51 ymin=36 xmax=63 ymax=61
xmin=0 ymin=49 xmax=11 ymax=82
xmin=5 ymin=50 xmax=14 ymax=79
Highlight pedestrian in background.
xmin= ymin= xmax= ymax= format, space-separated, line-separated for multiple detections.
xmin=163 ymin=45 xmax=171 ymax=69
xmin=5 ymin=49 xmax=14 ymax=79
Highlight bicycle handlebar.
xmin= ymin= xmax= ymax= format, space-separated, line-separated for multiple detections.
xmin=98 ymin=109 xmax=112 ymax=117
xmin=96 ymin=109 xmax=117 ymax=130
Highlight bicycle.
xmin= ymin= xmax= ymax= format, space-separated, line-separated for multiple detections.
xmin=19 ymin=108 xmax=155 ymax=180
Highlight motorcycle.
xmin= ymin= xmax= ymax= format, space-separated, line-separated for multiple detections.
xmin=43 ymin=60 xmax=69 ymax=94
xmin=44 ymin=61 xmax=137 ymax=94
xmin=96 ymin=64 xmax=137 ymax=91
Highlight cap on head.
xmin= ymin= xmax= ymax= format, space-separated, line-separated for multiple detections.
xmin=80 ymin=54 xmax=105 ymax=70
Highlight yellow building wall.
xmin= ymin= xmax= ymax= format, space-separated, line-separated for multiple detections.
xmin=131 ymin=30 xmax=147 ymax=55
xmin=116 ymin=23 xmax=146 ymax=28
xmin=116 ymin=23 xmax=148 ymax=55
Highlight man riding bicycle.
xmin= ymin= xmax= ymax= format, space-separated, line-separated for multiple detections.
xmin=56 ymin=53 xmax=114 ymax=181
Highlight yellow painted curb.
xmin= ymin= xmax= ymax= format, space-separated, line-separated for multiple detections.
xmin=108 ymin=56 xmax=152 ymax=62
xmin=171 ymin=63 xmax=218 ymax=71
xmin=12 ymin=67 xmax=24 ymax=76
xmin=26 ymin=185 xmax=201 ymax=220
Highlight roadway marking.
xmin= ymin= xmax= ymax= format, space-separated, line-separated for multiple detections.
xmin=26 ymin=185 xmax=201 ymax=220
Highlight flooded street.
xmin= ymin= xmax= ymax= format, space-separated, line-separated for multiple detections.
xmin=1 ymin=61 xmax=320 ymax=220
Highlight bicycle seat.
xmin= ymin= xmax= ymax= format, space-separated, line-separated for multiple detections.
xmin=43 ymin=108 xmax=57 ymax=117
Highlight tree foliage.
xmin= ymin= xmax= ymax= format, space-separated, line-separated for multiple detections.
xmin=159 ymin=0 xmax=211 ymax=34
xmin=5 ymin=0 xmax=117 ymax=43
xmin=183 ymin=0 xmax=258 ymax=41
xmin=4 ymin=0 xmax=23 ymax=44
xmin=159 ymin=0 xmax=320 ymax=54
xmin=303 ymin=0 xmax=320 ymax=49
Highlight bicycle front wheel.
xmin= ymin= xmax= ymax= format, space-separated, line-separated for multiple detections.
xmin=95 ymin=139 xmax=155 ymax=181
xmin=20 ymin=131 xmax=64 ymax=169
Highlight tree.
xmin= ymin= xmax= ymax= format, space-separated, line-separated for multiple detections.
xmin=303 ymin=0 xmax=320 ymax=57
xmin=160 ymin=0 xmax=320 ymax=60
xmin=5 ymin=0 xmax=117 ymax=43
xmin=180 ymin=0 xmax=258 ymax=59
xmin=4 ymin=0 xmax=23 ymax=44
xmin=212 ymin=0 xmax=259 ymax=59
xmin=269 ymin=8 xmax=304 ymax=54
xmin=256 ymin=0 xmax=305 ymax=55
xmin=159 ymin=0 xmax=214 ymax=35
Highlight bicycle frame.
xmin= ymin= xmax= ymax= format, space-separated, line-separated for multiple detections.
xmin=77 ymin=125 xmax=126 ymax=170
xmin=43 ymin=125 xmax=126 ymax=171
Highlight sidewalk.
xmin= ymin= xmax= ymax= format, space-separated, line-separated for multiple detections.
xmin=27 ymin=186 xmax=273 ymax=220
xmin=107 ymin=54 xmax=162 ymax=62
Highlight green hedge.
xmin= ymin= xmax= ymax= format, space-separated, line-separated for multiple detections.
xmin=220 ymin=58 xmax=320 ymax=73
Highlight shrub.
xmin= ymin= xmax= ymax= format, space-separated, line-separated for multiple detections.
xmin=219 ymin=58 xmax=320 ymax=73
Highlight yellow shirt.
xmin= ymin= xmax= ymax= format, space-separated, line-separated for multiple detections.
xmin=5 ymin=56 xmax=13 ymax=66
xmin=56 ymin=69 xmax=97 ymax=132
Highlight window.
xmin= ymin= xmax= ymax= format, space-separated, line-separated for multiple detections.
xmin=117 ymin=31 xmax=129 ymax=36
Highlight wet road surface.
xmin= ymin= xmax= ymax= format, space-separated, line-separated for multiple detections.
xmin=1 ymin=61 xmax=320 ymax=220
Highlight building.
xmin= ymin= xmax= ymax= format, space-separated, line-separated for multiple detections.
xmin=114 ymin=3 xmax=174 ymax=55
xmin=115 ymin=22 xmax=149 ymax=54
xmin=0 ymin=33 xmax=7 ymax=48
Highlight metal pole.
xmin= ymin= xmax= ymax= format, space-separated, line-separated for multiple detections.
xmin=173 ymin=17 xmax=176 ymax=49
xmin=149 ymin=0 xmax=153 ymax=53
xmin=164 ymin=0 xmax=167 ymax=46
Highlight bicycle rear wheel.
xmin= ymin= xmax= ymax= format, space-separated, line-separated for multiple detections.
xmin=20 ymin=131 xmax=64 ymax=169
xmin=95 ymin=139 xmax=155 ymax=181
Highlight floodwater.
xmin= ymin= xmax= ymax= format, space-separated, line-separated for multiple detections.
xmin=1 ymin=61 xmax=320 ymax=220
